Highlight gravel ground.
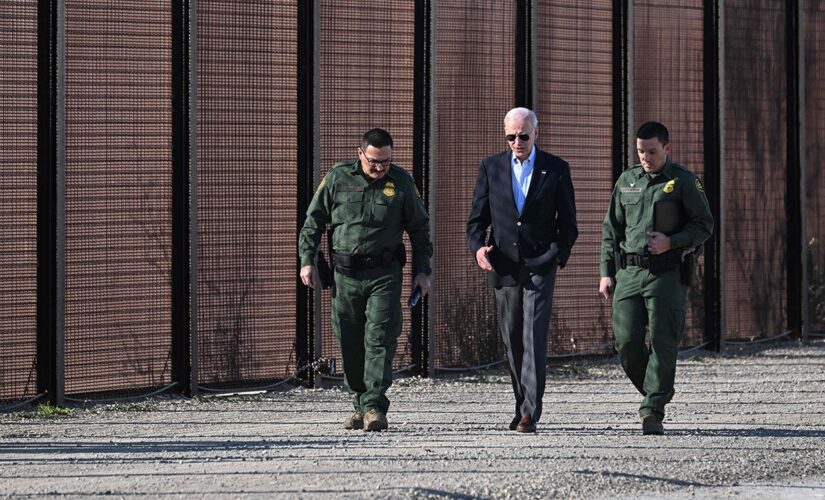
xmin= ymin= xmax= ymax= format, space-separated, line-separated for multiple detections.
xmin=1 ymin=340 xmax=824 ymax=499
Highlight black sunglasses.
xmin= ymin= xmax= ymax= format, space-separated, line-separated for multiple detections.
xmin=505 ymin=133 xmax=531 ymax=142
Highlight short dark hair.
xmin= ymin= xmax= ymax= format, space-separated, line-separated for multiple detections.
xmin=636 ymin=121 xmax=670 ymax=146
xmin=361 ymin=128 xmax=394 ymax=150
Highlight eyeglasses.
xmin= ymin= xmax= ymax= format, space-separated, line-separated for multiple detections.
xmin=505 ymin=133 xmax=532 ymax=142
xmin=360 ymin=150 xmax=392 ymax=167
xmin=363 ymin=156 xmax=392 ymax=167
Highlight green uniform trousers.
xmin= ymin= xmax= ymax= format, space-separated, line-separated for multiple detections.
xmin=612 ymin=265 xmax=686 ymax=418
xmin=332 ymin=264 xmax=402 ymax=414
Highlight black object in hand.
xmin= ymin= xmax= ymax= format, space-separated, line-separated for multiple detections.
xmin=408 ymin=286 xmax=422 ymax=308
xmin=653 ymin=199 xmax=686 ymax=236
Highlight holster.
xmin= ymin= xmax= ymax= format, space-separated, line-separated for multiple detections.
xmin=680 ymin=255 xmax=695 ymax=286
xmin=395 ymin=243 xmax=407 ymax=267
xmin=615 ymin=248 xmax=625 ymax=272
xmin=679 ymin=245 xmax=703 ymax=286
xmin=316 ymin=250 xmax=333 ymax=289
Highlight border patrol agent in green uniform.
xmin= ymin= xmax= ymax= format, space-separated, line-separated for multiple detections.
xmin=298 ymin=128 xmax=432 ymax=432
xmin=599 ymin=122 xmax=713 ymax=435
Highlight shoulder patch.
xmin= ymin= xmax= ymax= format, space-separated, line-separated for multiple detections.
xmin=695 ymin=178 xmax=704 ymax=192
xmin=316 ymin=175 xmax=327 ymax=192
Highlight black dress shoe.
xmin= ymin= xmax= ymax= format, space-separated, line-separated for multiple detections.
xmin=516 ymin=415 xmax=536 ymax=433
xmin=509 ymin=415 xmax=521 ymax=431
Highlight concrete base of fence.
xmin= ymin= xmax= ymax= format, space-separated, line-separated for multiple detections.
xmin=1 ymin=341 xmax=824 ymax=498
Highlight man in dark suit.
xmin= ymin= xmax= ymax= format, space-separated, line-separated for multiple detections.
xmin=467 ymin=107 xmax=578 ymax=433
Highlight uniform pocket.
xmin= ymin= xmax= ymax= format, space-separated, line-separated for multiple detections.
xmin=371 ymin=195 xmax=402 ymax=226
xmin=621 ymin=194 xmax=643 ymax=226
xmin=332 ymin=191 xmax=362 ymax=224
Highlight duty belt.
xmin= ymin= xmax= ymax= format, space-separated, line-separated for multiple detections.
xmin=620 ymin=250 xmax=681 ymax=275
xmin=332 ymin=245 xmax=405 ymax=277
xmin=624 ymin=253 xmax=649 ymax=269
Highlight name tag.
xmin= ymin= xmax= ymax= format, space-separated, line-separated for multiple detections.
xmin=620 ymin=187 xmax=642 ymax=193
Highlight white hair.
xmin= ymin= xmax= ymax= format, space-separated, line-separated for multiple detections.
xmin=504 ymin=107 xmax=538 ymax=128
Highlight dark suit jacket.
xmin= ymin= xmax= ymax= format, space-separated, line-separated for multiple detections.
xmin=467 ymin=148 xmax=578 ymax=287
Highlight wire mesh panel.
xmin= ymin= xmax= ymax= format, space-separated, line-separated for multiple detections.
xmin=63 ymin=1 xmax=173 ymax=395
xmin=535 ymin=1 xmax=614 ymax=356
xmin=317 ymin=0 xmax=416 ymax=373
xmin=196 ymin=0 xmax=297 ymax=385
xmin=432 ymin=2 xmax=515 ymax=368
xmin=0 ymin=0 xmax=38 ymax=402
xmin=724 ymin=0 xmax=787 ymax=340
xmin=633 ymin=0 xmax=706 ymax=347
xmin=807 ymin=0 xmax=825 ymax=333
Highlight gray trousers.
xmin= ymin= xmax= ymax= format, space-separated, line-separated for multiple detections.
xmin=494 ymin=267 xmax=557 ymax=422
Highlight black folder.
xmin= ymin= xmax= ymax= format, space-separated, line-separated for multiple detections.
xmin=653 ymin=199 xmax=686 ymax=236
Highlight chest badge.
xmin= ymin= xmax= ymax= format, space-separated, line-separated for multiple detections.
xmin=383 ymin=181 xmax=396 ymax=197
xmin=663 ymin=179 xmax=676 ymax=193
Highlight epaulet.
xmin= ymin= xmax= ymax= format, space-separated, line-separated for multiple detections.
xmin=389 ymin=164 xmax=415 ymax=182
xmin=670 ymin=163 xmax=695 ymax=178
xmin=317 ymin=161 xmax=355 ymax=192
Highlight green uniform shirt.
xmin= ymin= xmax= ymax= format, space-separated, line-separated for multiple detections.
xmin=298 ymin=159 xmax=432 ymax=272
xmin=600 ymin=159 xmax=714 ymax=277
